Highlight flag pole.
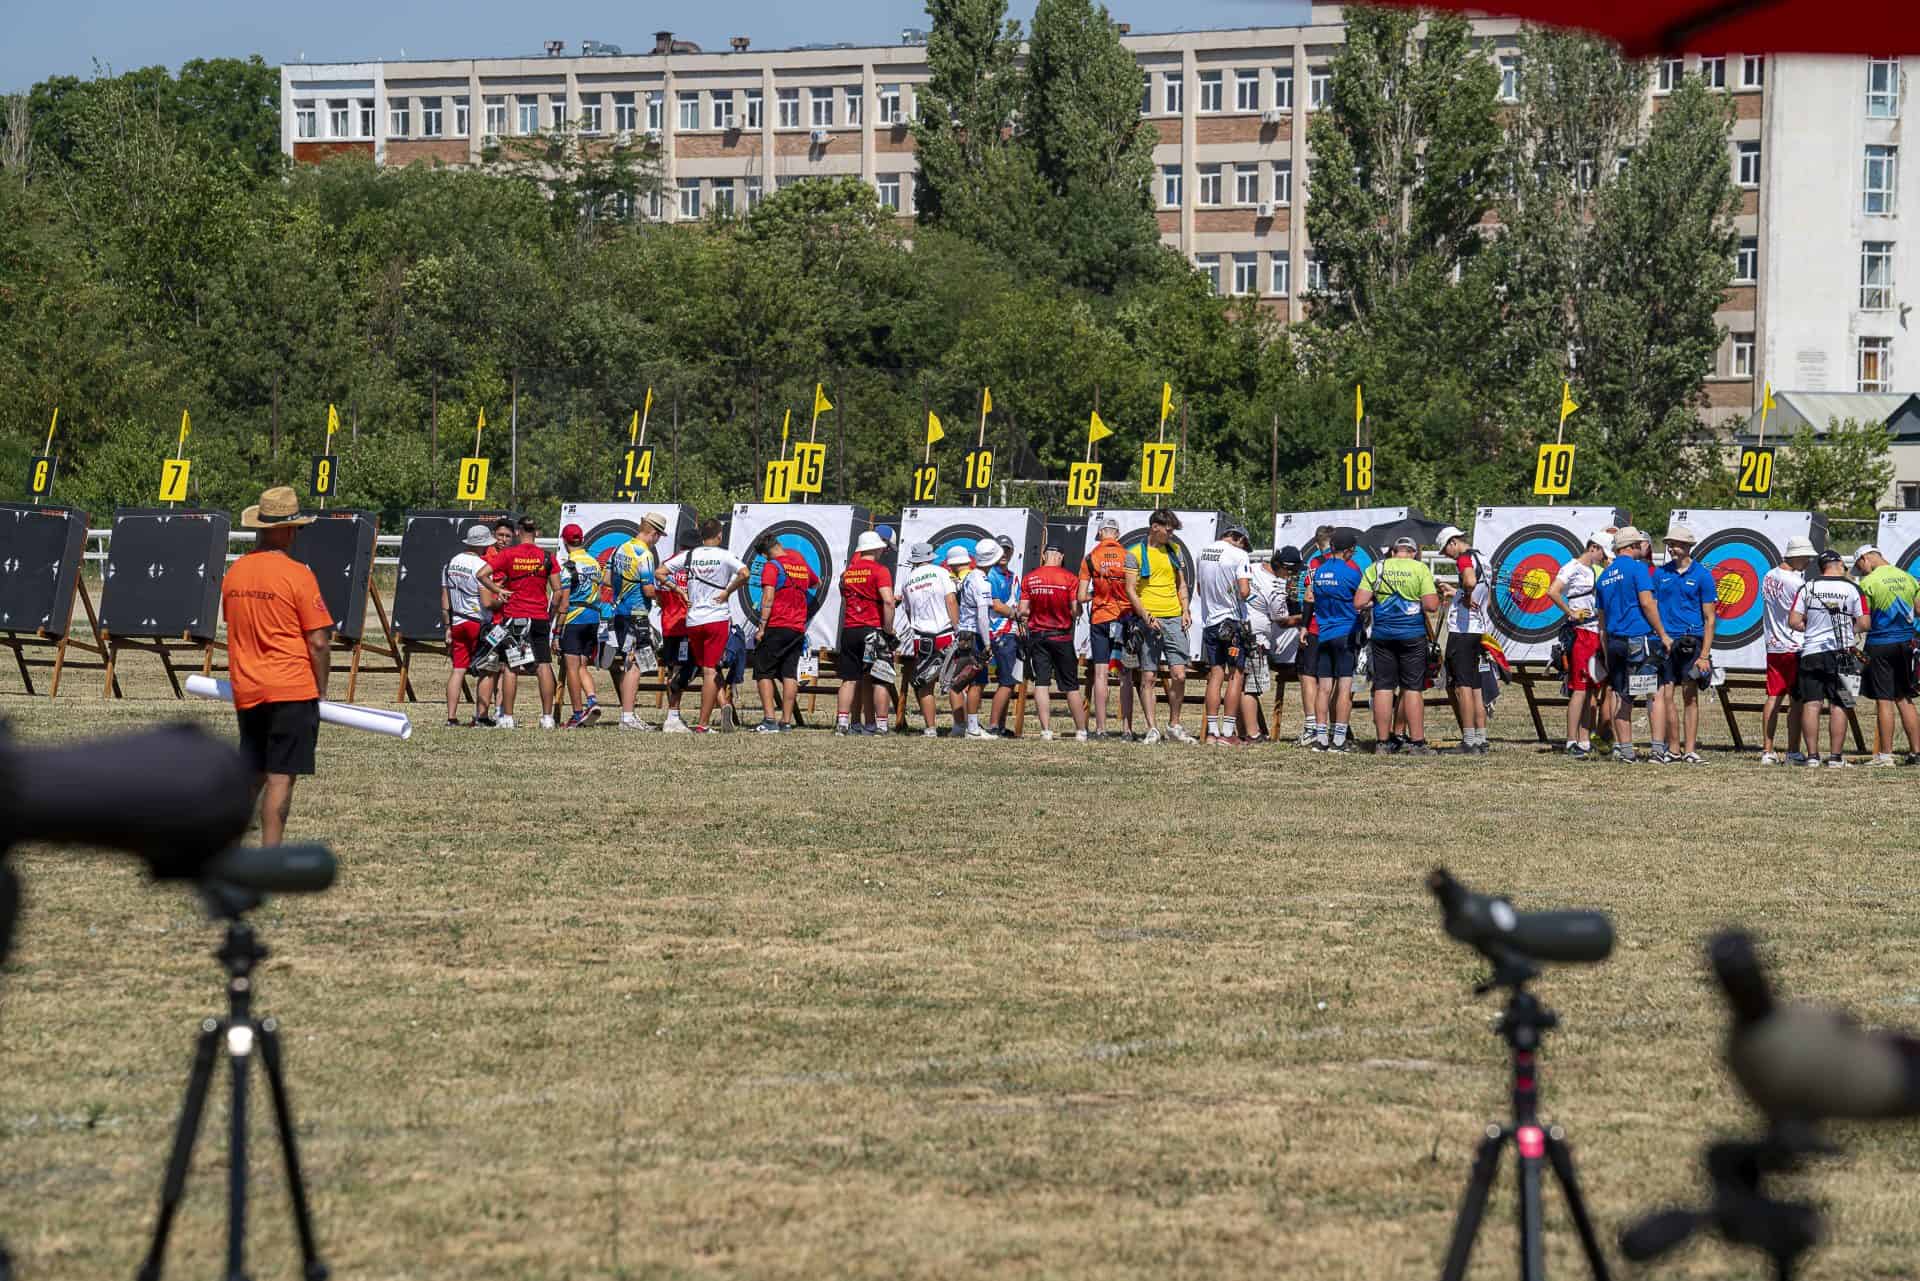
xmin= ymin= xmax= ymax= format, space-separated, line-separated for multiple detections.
xmin=974 ymin=387 xmax=990 ymax=509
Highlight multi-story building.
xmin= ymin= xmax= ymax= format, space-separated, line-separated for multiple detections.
xmin=280 ymin=4 xmax=1903 ymax=430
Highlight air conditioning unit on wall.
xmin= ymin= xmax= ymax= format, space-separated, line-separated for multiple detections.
xmin=1262 ymin=108 xmax=1285 ymax=124
xmin=810 ymin=128 xmax=830 ymax=144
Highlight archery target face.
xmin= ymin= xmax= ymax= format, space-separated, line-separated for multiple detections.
xmin=1899 ymin=539 xmax=1920 ymax=578
xmin=726 ymin=504 xmax=864 ymax=650
xmin=1488 ymin=525 xmax=1581 ymax=644
xmin=898 ymin=507 xmax=1041 ymax=581
xmin=742 ymin=521 xmax=833 ymax=625
xmin=1692 ymin=529 xmax=1777 ymax=651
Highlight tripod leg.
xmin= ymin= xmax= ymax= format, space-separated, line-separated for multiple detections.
xmin=136 ymin=1022 xmax=222 ymax=1281
xmin=1440 ymin=1127 xmax=1506 ymax=1281
xmin=259 ymin=1019 xmax=329 ymax=1280
xmin=1545 ymin=1130 xmax=1612 ymax=1281
xmin=228 ymin=1024 xmax=252 ymax=1281
xmin=1517 ymin=1130 xmax=1546 ymax=1281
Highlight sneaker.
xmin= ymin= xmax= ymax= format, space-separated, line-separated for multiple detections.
xmin=471 ymin=715 xmax=497 ymax=729
xmin=966 ymin=725 xmax=994 ymax=740
xmin=1906 ymin=753 xmax=1920 ymax=767
xmin=1075 ymin=730 xmax=1089 ymax=742
xmin=1328 ymin=738 xmax=1353 ymax=753
xmin=1168 ymin=724 xmax=1197 ymax=744
xmin=1647 ymin=748 xmax=1671 ymax=765
xmin=1611 ymin=746 xmax=1637 ymax=764
xmin=495 ymin=715 xmax=516 ymax=731
xmin=1141 ymin=729 xmax=1162 ymax=746
xmin=1040 ymin=729 xmax=1056 ymax=741
xmin=1786 ymin=751 xmax=1809 ymax=766
xmin=1311 ymin=739 xmax=1329 ymax=753
xmin=1680 ymin=752 xmax=1704 ymax=765
xmin=718 ymin=707 xmax=738 ymax=733
xmin=581 ymin=701 xmax=602 ymax=727
xmin=1373 ymin=742 xmax=1392 ymax=757
xmin=445 ymin=717 xmax=460 ymax=727
xmin=1825 ymin=755 xmax=1851 ymax=768
xmin=753 ymin=720 xmax=784 ymax=733
xmin=1869 ymin=753 xmax=1898 ymax=767
xmin=662 ymin=718 xmax=692 ymax=734
xmin=1118 ymin=731 xmax=1137 ymax=743
xmin=834 ymin=724 xmax=851 ymax=736
xmin=1404 ymin=742 xmax=1433 ymax=756
xmin=1568 ymin=743 xmax=1591 ymax=761
xmin=1296 ymin=729 xmax=1317 ymax=747
xmin=1795 ymin=754 xmax=1820 ymax=768
xmin=1758 ymin=751 xmax=1780 ymax=765
xmin=563 ymin=709 xmax=589 ymax=729
xmin=619 ymin=715 xmax=655 ymax=732
xmin=1243 ymin=733 xmax=1270 ymax=745
xmin=691 ymin=724 xmax=711 ymax=734
xmin=539 ymin=715 xmax=557 ymax=731
xmin=923 ymin=727 xmax=939 ymax=738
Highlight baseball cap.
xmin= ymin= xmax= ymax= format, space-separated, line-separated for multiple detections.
xmin=1223 ymin=525 xmax=1250 ymax=543
xmin=856 ymin=530 xmax=887 ymax=553
xmin=1098 ymin=517 xmax=1121 ymax=535
xmin=1436 ymin=525 xmax=1466 ymax=548
xmin=642 ymin=510 xmax=669 ymax=532
xmin=1330 ymin=530 xmax=1357 ymax=552
xmin=1819 ymin=548 xmax=1845 ymax=567
xmin=875 ymin=524 xmax=896 ymax=545
xmin=1783 ymin=535 xmax=1816 ymax=559
xmin=1274 ymin=545 xmax=1304 ymax=568
xmin=463 ymin=524 xmax=492 ymax=547
xmin=1854 ymin=544 xmax=1882 ymax=563
xmin=1664 ymin=523 xmax=1697 ymax=546
xmin=1392 ymin=535 xmax=1419 ymax=552
xmin=1585 ymin=529 xmax=1614 ymax=555
xmin=945 ymin=545 xmax=975 ymax=568
xmin=908 ymin=541 xmax=935 ymax=565
xmin=973 ymin=538 xmax=1002 ymax=567
xmin=561 ymin=523 xmax=584 ymax=543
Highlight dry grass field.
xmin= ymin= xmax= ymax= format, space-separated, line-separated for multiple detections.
xmin=2 ymin=659 xmax=1918 ymax=1280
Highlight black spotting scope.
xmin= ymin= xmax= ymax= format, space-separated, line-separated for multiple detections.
xmin=1427 ymin=868 xmax=1615 ymax=968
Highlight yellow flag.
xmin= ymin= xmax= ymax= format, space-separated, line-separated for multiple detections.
xmin=476 ymin=408 xmax=487 ymax=433
xmin=1763 ymin=382 xmax=1776 ymax=413
xmin=927 ymin=411 xmax=946 ymax=446
xmin=1559 ymin=381 xmax=1579 ymax=427
xmin=177 ymin=409 xmax=191 ymax=449
xmin=326 ymin=403 xmax=339 ymax=442
xmin=629 ymin=410 xmax=641 ymax=445
xmin=981 ymin=386 xmax=993 ymax=417
xmin=1160 ymin=382 xmax=1174 ymax=425
xmin=782 ymin=408 xmax=792 ymax=445
xmin=1354 ymin=385 xmax=1364 ymax=427
xmin=644 ymin=386 xmax=654 ymax=417
xmin=813 ymin=383 xmax=832 ymax=417
xmin=1088 ymin=410 xmax=1114 ymax=445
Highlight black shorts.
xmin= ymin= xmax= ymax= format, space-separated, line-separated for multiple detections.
xmin=235 ymin=699 xmax=319 ymax=777
xmin=1862 ymin=643 xmax=1918 ymax=701
xmin=612 ymin=614 xmax=650 ymax=651
xmin=1445 ymin=633 xmax=1484 ymax=688
xmin=838 ymin=625 xmax=878 ymax=679
xmin=1301 ymin=631 xmax=1321 ymax=674
xmin=504 ymin=617 xmax=552 ymax=669
xmin=1663 ymin=634 xmax=1709 ymax=688
xmin=1370 ymin=635 xmax=1428 ymax=693
xmin=1606 ymin=634 xmax=1666 ymax=697
xmin=1027 ymin=632 xmax=1080 ymax=692
xmin=666 ymin=637 xmax=697 ymax=692
xmin=1309 ymin=633 xmax=1356 ymax=680
xmin=560 ymin=620 xmax=599 ymax=658
xmin=1796 ymin=650 xmax=1855 ymax=705
xmin=753 ymin=626 xmax=806 ymax=682
xmin=1200 ymin=622 xmax=1247 ymax=672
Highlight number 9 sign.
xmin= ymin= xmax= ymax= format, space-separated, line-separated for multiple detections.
xmin=456 ymin=456 xmax=490 ymax=502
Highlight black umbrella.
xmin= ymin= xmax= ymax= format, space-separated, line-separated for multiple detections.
xmin=1359 ymin=514 xmax=1450 ymax=553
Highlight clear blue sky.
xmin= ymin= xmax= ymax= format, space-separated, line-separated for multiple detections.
xmin=5 ymin=0 xmax=1311 ymax=92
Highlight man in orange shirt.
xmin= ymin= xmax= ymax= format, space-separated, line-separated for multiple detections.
xmin=1079 ymin=518 xmax=1133 ymax=738
xmin=223 ymin=487 xmax=334 ymax=845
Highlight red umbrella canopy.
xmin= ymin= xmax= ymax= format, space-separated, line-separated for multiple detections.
xmin=1377 ymin=0 xmax=1920 ymax=56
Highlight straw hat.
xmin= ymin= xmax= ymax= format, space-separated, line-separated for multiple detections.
xmin=240 ymin=486 xmax=315 ymax=529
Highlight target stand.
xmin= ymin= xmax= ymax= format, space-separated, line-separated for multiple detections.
xmin=1 ymin=578 xmax=110 ymax=698
xmin=101 ymin=631 xmax=227 ymax=699
xmin=0 ymin=503 xmax=109 ymax=698
xmin=1710 ymin=674 xmax=1865 ymax=754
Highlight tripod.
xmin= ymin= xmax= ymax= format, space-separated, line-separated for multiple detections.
xmin=1439 ymin=958 xmax=1610 ymax=1281
xmin=137 ymin=886 xmax=328 ymax=1281
xmin=1619 ymin=1128 xmax=1827 ymax=1281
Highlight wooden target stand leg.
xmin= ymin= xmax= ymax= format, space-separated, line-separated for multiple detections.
xmin=3 ymin=579 xmax=112 ymax=699
xmin=331 ymin=576 xmax=405 ymax=703
xmin=102 ymin=631 xmax=222 ymax=700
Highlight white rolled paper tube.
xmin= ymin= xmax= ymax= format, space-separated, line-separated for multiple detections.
xmin=186 ymin=675 xmax=413 ymax=741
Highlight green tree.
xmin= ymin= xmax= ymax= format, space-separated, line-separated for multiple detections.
xmin=1776 ymin=418 xmax=1896 ymax=520
xmin=912 ymin=0 xmax=1029 ymax=238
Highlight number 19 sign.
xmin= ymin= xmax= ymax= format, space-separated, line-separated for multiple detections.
xmin=1533 ymin=444 xmax=1575 ymax=497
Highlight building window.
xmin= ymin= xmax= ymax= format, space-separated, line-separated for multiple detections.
xmin=646 ymin=91 xmax=663 ymax=132
xmin=454 ymin=96 xmax=469 ymax=136
xmin=327 ymin=100 xmax=350 ymax=138
xmin=1197 ymin=254 xmax=1221 ymax=294
xmin=1701 ymin=56 xmax=1726 ymax=89
xmin=1140 ymin=75 xmax=1151 ymax=116
xmin=1197 ymin=70 xmax=1222 ymax=113
xmin=549 ymin=101 xmax=567 ymax=130
xmin=1498 ymin=56 xmax=1520 ymax=102
xmin=357 ymin=99 xmax=375 ymax=137
xmin=1868 ymin=58 xmax=1901 ymax=118
xmin=879 ymin=83 xmax=902 ymax=123
xmin=1274 ymin=66 xmax=1294 ymax=110
xmin=389 ymin=98 xmax=410 ymax=137
xmin=845 ymin=87 xmax=862 ymax=126
xmin=712 ymin=182 xmax=735 ymax=216
xmin=1310 ymin=68 xmax=1332 ymax=109
xmin=1235 ymin=167 xmax=1261 ymax=205
xmin=420 ymin=97 xmax=442 ymax=137
xmin=1235 ymin=68 xmax=1260 ymax=112
xmin=1736 ymin=237 xmax=1758 ymax=282
xmin=1232 ymin=253 xmax=1258 ymax=296
xmin=1162 ymin=165 xmax=1182 ymax=208
xmin=1163 ymin=72 xmax=1183 ymax=115
xmin=1272 ymin=255 xmax=1291 ymax=296
xmin=678 ymin=184 xmax=701 ymax=220
xmin=1307 ymin=255 xmax=1329 ymax=292
xmin=1899 ymin=481 xmax=1920 ymax=509
xmin=1656 ymin=57 xmax=1683 ymax=94
xmin=1732 ymin=332 xmax=1755 ymax=377
xmin=1274 ymin=160 xmax=1293 ymax=205
xmin=745 ymin=89 xmax=763 ymax=129
xmin=677 ymin=92 xmax=699 ymax=131
xmin=1615 ymin=148 xmax=1633 ymax=177
xmin=611 ymin=93 xmax=634 ymax=134
xmin=578 ymin=101 xmax=601 ymax=134
xmin=1197 ymin=164 xmax=1222 ymax=206
xmin=811 ymin=88 xmax=834 ymax=127
xmin=778 ymin=89 xmax=800 ymax=129
xmin=1860 ymin=336 xmax=1893 ymax=391
xmin=1865 ymin=144 xmax=1898 ymax=214
xmin=1742 ymin=55 xmax=1766 ymax=88
xmin=517 ymin=95 xmax=538 ymax=135
xmin=1861 ymin=241 xmax=1896 ymax=310
xmin=294 ymin=101 xmax=317 ymax=140
xmin=1736 ymin=140 xmax=1761 ymax=187
xmin=648 ymin=190 xmax=662 ymax=219
xmin=746 ymin=179 xmax=763 ymax=209
xmin=485 ymin=96 xmax=508 ymax=138
xmin=612 ymin=191 xmax=635 ymax=222
xmin=877 ymin=173 xmax=901 ymax=210
xmin=711 ymin=92 xmax=735 ymax=130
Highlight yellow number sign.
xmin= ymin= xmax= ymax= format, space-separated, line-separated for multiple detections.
xmin=456 ymin=457 xmax=490 ymax=502
xmin=1340 ymin=448 xmax=1373 ymax=496
xmin=1139 ymin=442 xmax=1177 ymax=495
xmin=620 ymin=445 xmax=654 ymax=495
xmin=792 ymin=442 xmax=827 ymax=494
xmin=912 ymin=464 xmax=939 ymax=503
xmin=1736 ymin=446 xmax=1774 ymax=498
xmin=1533 ymin=444 xmax=1575 ymax=497
xmin=962 ymin=448 xmax=994 ymax=492
xmin=763 ymin=459 xmax=798 ymax=503
xmin=29 ymin=455 xmax=55 ymax=497
xmin=310 ymin=454 xmax=338 ymax=497
xmin=1067 ymin=462 xmax=1102 ymax=508
xmin=158 ymin=458 xmax=192 ymax=503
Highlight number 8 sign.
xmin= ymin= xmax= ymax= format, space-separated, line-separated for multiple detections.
xmin=310 ymin=453 xmax=339 ymax=497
